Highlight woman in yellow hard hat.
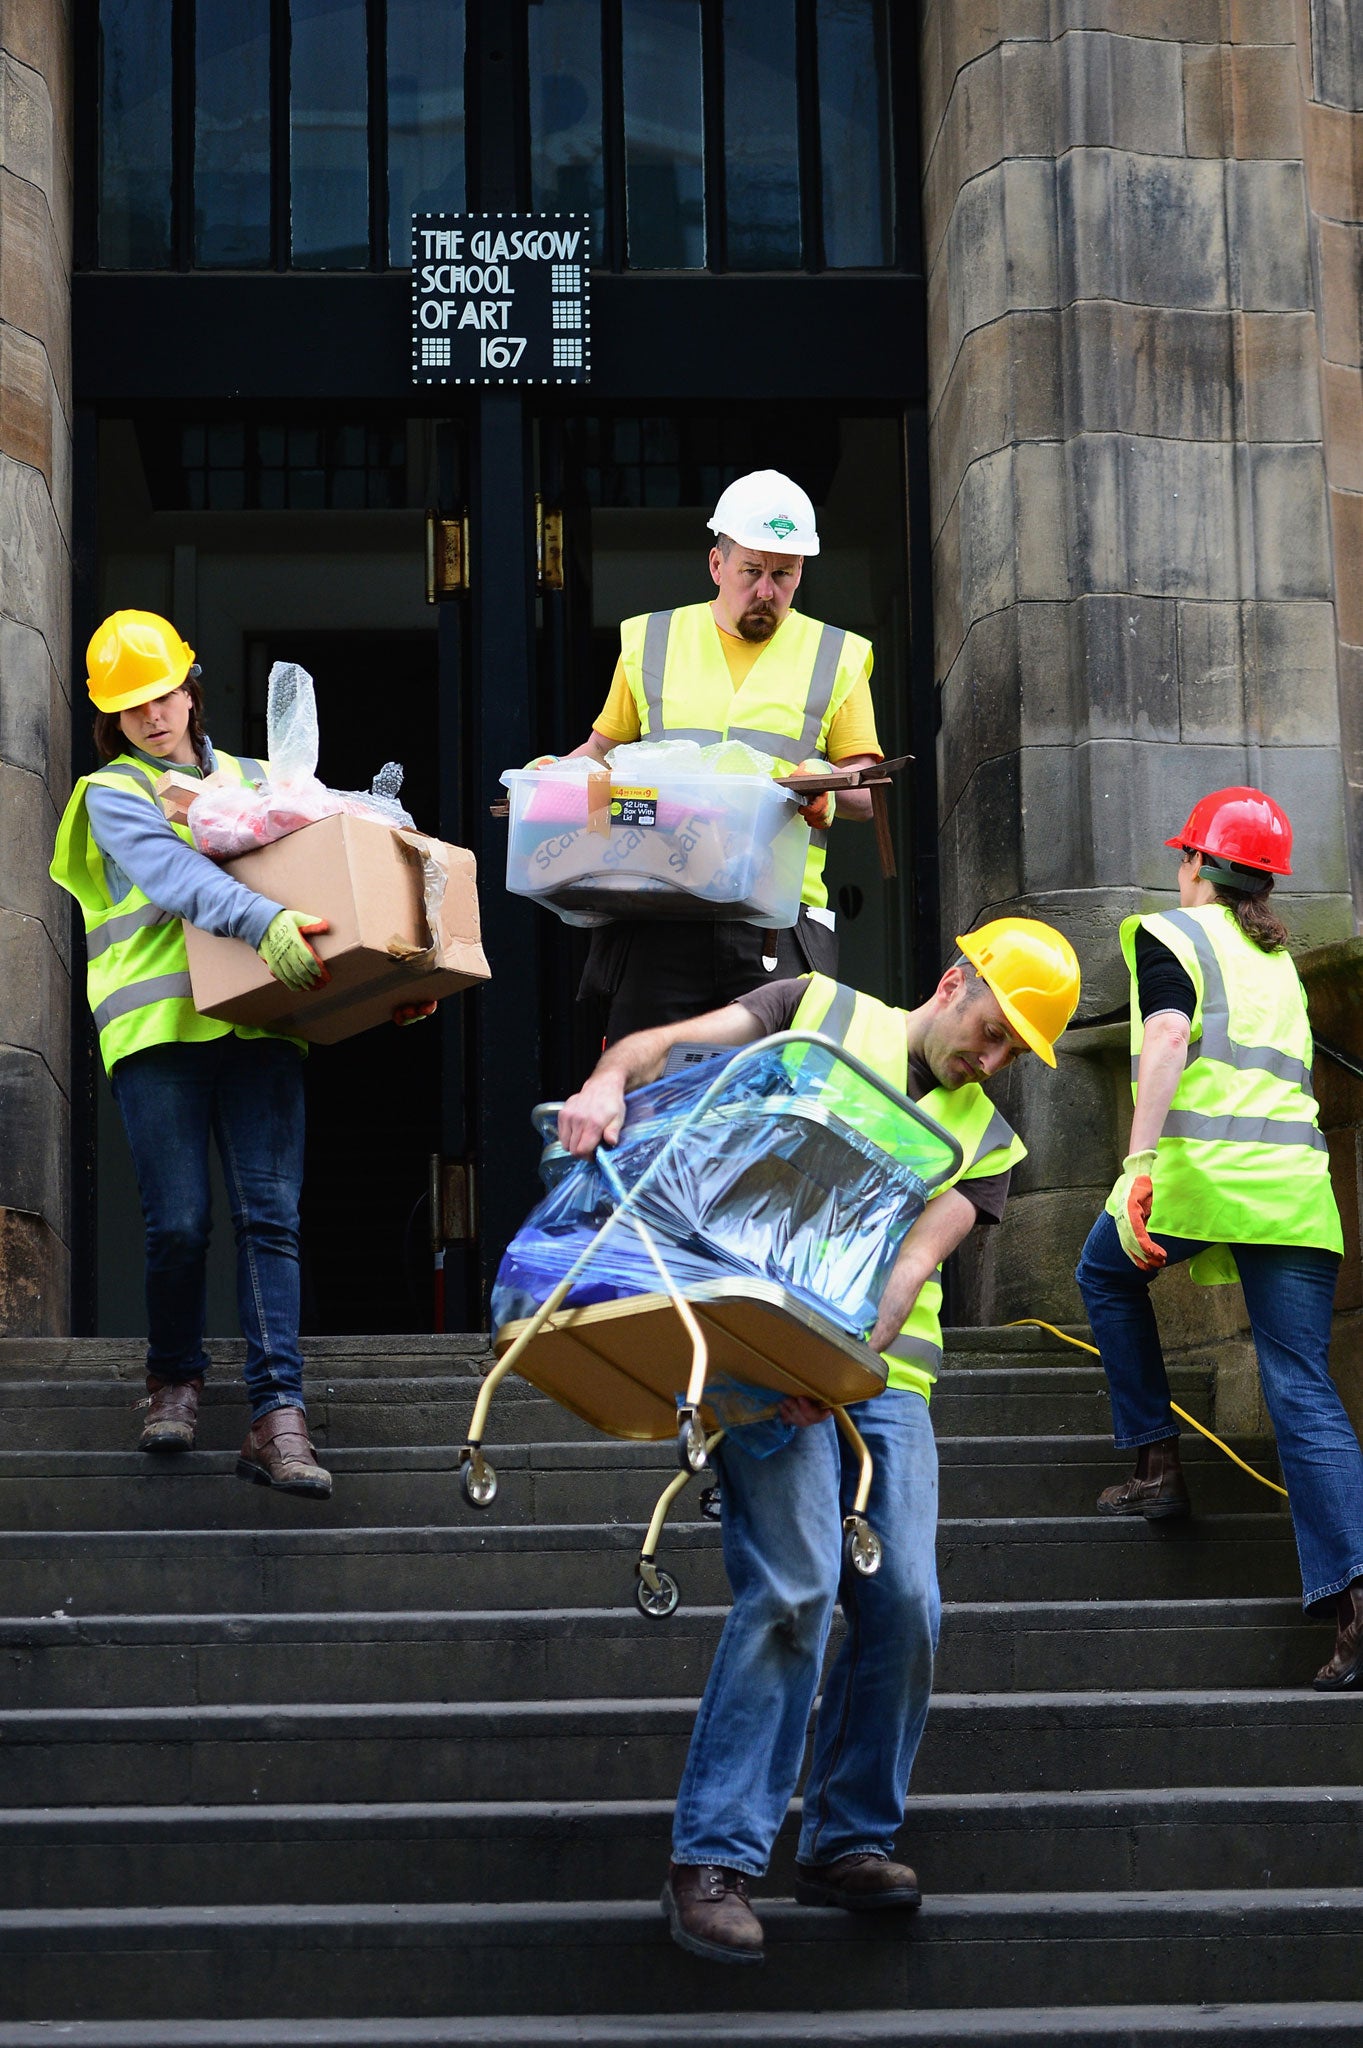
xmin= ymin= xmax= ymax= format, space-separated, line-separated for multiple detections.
xmin=50 ymin=610 xmax=334 ymax=1495
xmin=1076 ymin=787 xmax=1363 ymax=1689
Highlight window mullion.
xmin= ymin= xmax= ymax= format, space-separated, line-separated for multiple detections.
xmin=172 ymin=0 xmax=195 ymax=270
xmin=270 ymin=0 xmax=292 ymax=269
xmin=701 ymin=0 xmax=725 ymax=273
xmin=795 ymin=0 xmax=821 ymax=274
xmin=368 ymin=0 xmax=389 ymax=269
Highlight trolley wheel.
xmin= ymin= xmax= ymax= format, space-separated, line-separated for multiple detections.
xmin=635 ymin=1567 xmax=681 ymax=1619
xmin=677 ymin=1412 xmax=708 ymax=1475
xmin=698 ymin=1483 xmax=722 ymax=1522
xmin=843 ymin=1520 xmax=883 ymax=1577
xmin=461 ymin=1454 xmax=498 ymax=1510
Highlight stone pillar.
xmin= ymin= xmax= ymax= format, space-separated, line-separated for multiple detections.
xmin=920 ymin=1 xmax=1356 ymax=1327
xmin=0 ymin=2 xmax=71 ymax=1332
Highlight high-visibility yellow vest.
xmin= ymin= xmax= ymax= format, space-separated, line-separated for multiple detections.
xmin=792 ymin=973 xmax=1027 ymax=1401
xmin=618 ymin=602 xmax=872 ymax=911
xmin=1120 ymin=905 xmax=1342 ymax=1283
xmin=50 ymin=748 xmax=279 ymax=1076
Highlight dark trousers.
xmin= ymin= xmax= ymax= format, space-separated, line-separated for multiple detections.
xmin=581 ymin=910 xmax=838 ymax=1042
xmin=110 ymin=1035 xmax=307 ymax=1420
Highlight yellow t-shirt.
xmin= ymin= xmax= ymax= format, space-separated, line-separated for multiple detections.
xmin=592 ymin=610 xmax=882 ymax=760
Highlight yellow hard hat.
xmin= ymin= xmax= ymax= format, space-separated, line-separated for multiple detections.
xmin=955 ymin=917 xmax=1081 ymax=1068
xmin=86 ymin=610 xmax=196 ymax=713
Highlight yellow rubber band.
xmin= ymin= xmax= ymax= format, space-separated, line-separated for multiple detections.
xmin=1004 ymin=1317 xmax=1289 ymax=1500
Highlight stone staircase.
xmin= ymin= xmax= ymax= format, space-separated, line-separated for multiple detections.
xmin=0 ymin=1326 xmax=1360 ymax=2044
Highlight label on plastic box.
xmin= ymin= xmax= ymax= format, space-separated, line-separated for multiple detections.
xmin=610 ymin=786 xmax=658 ymax=828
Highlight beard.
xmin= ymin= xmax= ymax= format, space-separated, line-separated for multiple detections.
xmin=737 ymin=604 xmax=779 ymax=642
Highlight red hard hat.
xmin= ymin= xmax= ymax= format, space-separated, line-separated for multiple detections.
xmin=1164 ymin=786 xmax=1293 ymax=876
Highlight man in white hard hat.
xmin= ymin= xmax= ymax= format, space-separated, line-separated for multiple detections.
xmin=543 ymin=469 xmax=883 ymax=1040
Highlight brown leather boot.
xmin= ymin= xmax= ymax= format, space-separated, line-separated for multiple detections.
xmin=794 ymin=1851 xmax=921 ymax=1911
xmin=139 ymin=1375 xmax=202 ymax=1453
xmin=1313 ymin=1583 xmax=1363 ymax=1690
xmin=1096 ymin=1439 xmax=1190 ymax=1521
xmin=236 ymin=1408 xmax=332 ymax=1498
xmin=660 ymin=1862 xmax=764 ymax=1964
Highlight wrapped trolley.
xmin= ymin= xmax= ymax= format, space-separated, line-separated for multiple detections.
xmin=459 ymin=1032 xmax=964 ymax=1617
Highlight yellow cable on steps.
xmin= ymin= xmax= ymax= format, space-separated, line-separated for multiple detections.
xmin=1005 ymin=1316 xmax=1289 ymax=1500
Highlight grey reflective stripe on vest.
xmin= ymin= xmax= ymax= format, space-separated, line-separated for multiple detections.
xmin=640 ymin=610 xmax=675 ymax=735
xmin=799 ymin=624 xmax=847 ymax=756
xmin=97 ymin=761 xmax=158 ymax=797
xmin=84 ymin=900 xmax=175 ymax=960
xmin=974 ymin=1108 xmax=1017 ymax=1164
xmin=814 ymin=981 xmax=857 ymax=1045
xmin=236 ymin=756 xmax=265 ymax=781
xmin=658 ymin=727 xmax=723 ymax=743
xmin=885 ymin=1332 xmax=943 ymax=1370
xmin=727 ymin=725 xmax=803 ymax=759
xmin=1162 ymin=1109 xmax=1327 ymax=1151
xmin=1157 ymin=908 xmax=1313 ymax=1091
xmin=92 ymin=971 xmax=193 ymax=1035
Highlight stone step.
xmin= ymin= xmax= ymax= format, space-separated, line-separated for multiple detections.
xmin=3 ymin=1892 xmax=1363 ymax=2020
xmin=2 ymin=1783 xmax=1359 ymax=1909
xmin=0 ymin=1432 xmax=1282 ymax=1530
xmin=0 ymin=1364 xmax=1216 ymax=1451
xmin=0 ymin=1690 xmax=1353 ymax=1808
xmin=2 ymin=2006 xmax=1362 ymax=2047
xmin=0 ymin=1513 xmax=1302 ymax=1617
xmin=0 ymin=1596 xmax=1331 ymax=1710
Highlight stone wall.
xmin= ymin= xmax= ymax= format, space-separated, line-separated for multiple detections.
xmin=920 ymin=0 xmax=1357 ymax=1326
xmin=0 ymin=1 xmax=71 ymax=1332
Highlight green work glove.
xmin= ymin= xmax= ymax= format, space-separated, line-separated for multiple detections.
xmin=1106 ymin=1149 xmax=1164 ymax=1271
xmin=258 ymin=910 xmax=329 ymax=992
xmin=524 ymin=753 xmax=559 ymax=772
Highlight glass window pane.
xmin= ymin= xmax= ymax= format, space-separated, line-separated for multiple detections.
xmin=291 ymin=0 xmax=370 ymax=268
xmin=195 ymin=0 xmax=272 ymax=266
xmin=387 ymin=0 xmax=465 ymax=265
xmin=99 ymin=0 xmax=173 ymax=267
xmin=817 ymin=0 xmax=892 ymax=267
xmin=723 ymin=0 xmax=800 ymax=269
xmin=529 ymin=0 xmax=604 ymax=256
xmin=622 ymin=0 xmax=704 ymax=269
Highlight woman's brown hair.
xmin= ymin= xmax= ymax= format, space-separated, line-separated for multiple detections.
xmin=1211 ymin=877 xmax=1291 ymax=953
xmin=93 ymin=672 xmax=208 ymax=767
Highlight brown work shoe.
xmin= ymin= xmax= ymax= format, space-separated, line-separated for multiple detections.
xmin=794 ymin=1852 xmax=921 ymax=1912
xmin=236 ymin=1407 xmax=332 ymax=1498
xmin=1314 ymin=1583 xmax=1363 ymax=1690
xmin=1097 ymin=1440 xmax=1190 ymax=1521
xmin=660 ymin=1862 xmax=764 ymax=1965
xmin=139 ymin=1375 xmax=202 ymax=1453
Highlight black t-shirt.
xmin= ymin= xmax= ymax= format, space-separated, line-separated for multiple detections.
xmin=1133 ymin=926 xmax=1196 ymax=1021
xmin=731 ymin=977 xmax=1011 ymax=1224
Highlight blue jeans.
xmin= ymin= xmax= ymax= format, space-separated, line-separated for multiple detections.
xmin=1075 ymin=1210 xmax=1363 ymax=1610
xmin=671 ymin=1387 xmax=940 ymax=1877
xmin=110 ymin=1036 xmax=307 ymax=1421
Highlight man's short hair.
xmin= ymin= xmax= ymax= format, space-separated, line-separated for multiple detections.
xmin=713 ymin=532 xmax=735 ymax=560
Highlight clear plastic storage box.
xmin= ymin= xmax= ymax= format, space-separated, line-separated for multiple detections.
xmin=500 ymin=758 xmax=810 ymax=928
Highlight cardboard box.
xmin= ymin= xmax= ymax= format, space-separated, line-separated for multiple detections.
xmin=183 ymin=813 xmax=489 ymax=1044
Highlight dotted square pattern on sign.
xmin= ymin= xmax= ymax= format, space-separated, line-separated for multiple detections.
xmin=553 ymin=336 xmax=584 ymax=367
xmin=421 ymin=335 xmax=452 ymax=366
xmin=552 ymin=299 xmax=582 ymax=330
xmin=551 ymin=264 xmax=581 ymax=292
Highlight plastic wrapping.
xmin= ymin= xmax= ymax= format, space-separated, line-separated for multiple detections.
xmin=501 ymin=739 xmax=808 ymax=930
xmin=189 ymin=665 xmax=416 ymax=858
xmin=492 ymin=1041 xmax=963 ymax=1438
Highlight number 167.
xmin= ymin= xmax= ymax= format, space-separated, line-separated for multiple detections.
xmin=480 ymin=336 xmax=527 ymax=369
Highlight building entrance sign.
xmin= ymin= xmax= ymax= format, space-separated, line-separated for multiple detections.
xmin=411 ymin=213 xmax=591 ymax=386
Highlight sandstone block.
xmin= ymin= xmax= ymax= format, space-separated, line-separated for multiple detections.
xmin=1183 ymin=45 xmax=1228 ymax=159
xmin=932 ymin=488 xmax=963 ymax=681
xmin=1018 ymin=743 xmax=1086 ymax=892
xmin=1316 ymin=217 xmax=1363 ymax=363
xmin=1231 ymin=160 xmax=1314 ymax=309
xmin=1069 ymin=433 xmax=1240 ymax=601
xmin=0 ymin=760 xmax=64 ymax=941
xmin=1310 ymin=0 xmax=1363 ymax=112
xmin=0 ymin=318 xmax=51 ymax=481
xmin=1239 ymin=310 xmax=1324 ymax=441
xmin=0 ymin=614 xmax=65 ymax=784
xmin=938 ymin=750 xmax=1024 ymax=923
xmin=995 ymin=1037 xmax=1119 ymax=1193
xmin=1230 ymin=44 xmax=1304 ymax=159
xmin=1060 ymin=149 xmax=1230 ymax=310
xmin=0 ymin=163 xmax=70 ymax=396
xmin=1242 ymin=597 xmax=1341 ymax=742
xmin=1247 ymin=441 xmax=1332 ymax=599
xmin=0 ymin=1205 xmax=68 ymax=1337
xmin=1304 ymin=96 xmax=1363 ymax=224
xmin=945 ymin=158 xmax=1058 ymax=363
xmin=0 ymin=51 xmax=70 ymax=252
xmin=0 ymin=3 xmax=72 ymax=155
xmin=1331 ymin=485 xmax=1363 ymax=642
xmin=1070 ymin=592 xmax=1180 ymax=741
xmin=1053 ymin=0 xmax=1225 ymax=39
xmin=1321 ymin=358 xmax=1363 ymax=488
xmin=958 ymin=444 xmax=1020 ymax=626
xmin=1058 ymin=32 xmax=1186 ymax=157
xmin=1230 ymin=0 xmax=1298 ymax=38
xmin=0 ymin=449 xmax=68 ymax=647
xmin=1176 ymin=601 xmax=1246 ymax=741
xmin=937 ymin=607 xmax=1024 ymax=817
xmin=930 ymin=309 xmax=1065 ymax=508
xmin=0 ymin=903 xmax=68 ymax=1076
xmin=1066 ymin=301 xmax=1235 ymax=441
xmin=1254 ymin=742 xmax=1351 ymax=889
xmin=1334 ymin=640 xmax=1363 ymax=790
xmin=955 ymin=1182 xmax=1108 ymax=1329
xmin=0 ymin=1043 xmax=67 ymax=1232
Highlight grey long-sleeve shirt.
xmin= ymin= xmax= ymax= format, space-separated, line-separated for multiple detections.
xmin=84 ymin=742 xmax=282 ymax=951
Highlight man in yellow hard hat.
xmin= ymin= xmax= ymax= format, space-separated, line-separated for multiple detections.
xmin=558 ymin=916 xmax=1080 ymax=1965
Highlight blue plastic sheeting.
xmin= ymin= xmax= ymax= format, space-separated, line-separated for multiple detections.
xmin=492 ymin=1040 xmax=959 ymax=1343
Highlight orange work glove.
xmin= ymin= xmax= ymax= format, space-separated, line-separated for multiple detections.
xmin=793 ymin=758 xmax=834 ymax=830
xmin=1107 ymin=1150 xmax=1165 ymax=1270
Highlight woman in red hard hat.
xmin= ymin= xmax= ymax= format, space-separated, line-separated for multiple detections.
xmin=1076 ymin=786 xmax=1363 ymax=1688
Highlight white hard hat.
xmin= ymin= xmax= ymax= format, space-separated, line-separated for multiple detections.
xmin=707 ymin=470 xmax=820 ymax=557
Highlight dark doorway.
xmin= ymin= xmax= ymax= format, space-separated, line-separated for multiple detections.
xmin=246 ymin=628 xmax=444 ymax=1335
